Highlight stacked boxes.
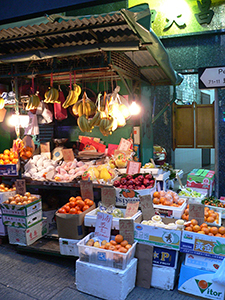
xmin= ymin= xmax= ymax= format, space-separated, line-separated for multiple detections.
xmin=0 ymin=190 xmax=16 ymax=236
xmin=0 ymin=195 xmax=43 ymax=245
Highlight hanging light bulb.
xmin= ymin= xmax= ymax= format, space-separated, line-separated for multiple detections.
xmin=129 ymin=101 xmax=141 ymax=116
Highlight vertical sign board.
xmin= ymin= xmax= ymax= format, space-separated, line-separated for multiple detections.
xmin=101 ymin=187 xmax=116 ymax=208
xmin=199 ymin=66 xmax=225 ymax=89
xmin=80 ymin=180 xmax=94 ymax=201
xmin=94 ymin=212 xmax=112 ymax=242
xmin=15 ymin=179 xmax=26 ymax=195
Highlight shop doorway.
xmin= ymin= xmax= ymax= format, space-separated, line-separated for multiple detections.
xmin=171 ymin=74 xmax=215 ymax=176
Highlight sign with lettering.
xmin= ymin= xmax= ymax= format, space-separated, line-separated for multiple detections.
xmin=94 ymin=212 xmax=112 ymax=241
xmin=126 ymin=161 xmax=141 ymax=175
xmin=125 ymin=201 xmax=139 ymax=218
xmin=101 ymin=187 xmax=116 ymax=207
xmin=119 ymin=219 xmax=134 ymax=244
xmin=80 ymin=180 xmax=94 ymax=201
xmin=199 ymin=66 xmax=225 ymax=89
xmin=62 ymin=148 xmax=74 ymax=162
xmin=189 ymin=203 xmax=204 ymax=225
xmin=118 ymin=138 xmax=132 ymax=151
xmin=15 ymin=179 xmax=26 ymax=195
xmin=139 ymin=194 xmax=155 ymax=221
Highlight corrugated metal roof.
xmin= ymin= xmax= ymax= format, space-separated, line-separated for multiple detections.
xmin=0 ymin=5 xmax=182 ymax=86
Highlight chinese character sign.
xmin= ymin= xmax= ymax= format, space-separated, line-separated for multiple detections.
xmin=119 ymin=219 xmax=134 ymax=244
xmin=101 ymin=187 xmax=116 ymax=207
xmin=80 ymin=180 xmax=94 ymax=201
xmin=94 ymin=212 xmax=113 ymax=241
xmin=125 ymin=202 xmax=139 ymax=218
xmin=15 ymin=179 xmax=26 ymax=195
xmin=189 ymin=203 xmax=204 ymax=225
xmin=195 ymin=0 xmax=214 ymax=25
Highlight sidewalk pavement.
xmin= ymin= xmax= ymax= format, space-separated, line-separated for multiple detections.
xmin=0 ymin=242 xmax=195 ymax=300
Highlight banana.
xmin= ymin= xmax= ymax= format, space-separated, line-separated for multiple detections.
xmin=89 ymin=111 xmax=101 ymax=128
xmin=63 ymin=89 xmax=74 ymax=108
xmin=99 ymin=117 xmax=114 ymax=136
xmin=77 ymin=114 xmax=92 ymax=132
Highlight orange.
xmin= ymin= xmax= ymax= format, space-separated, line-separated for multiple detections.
xmin=208 ymin=233 xmax=214 ymax=236
xmin=76 ymin=199 xmax=85 ymax=208
xmin=63 ymin=205 xmax=70 ymax=213
xmin=202 ymin=227 xmax=210 ymax=234
xmin=215 ymin=233 xmax=222 ymax=237
xmin=159 ymin=197 xmax=166 ymax=205
xmin=200 ymin=223 xmax=208 ymax=228
xmin=125 ymin=244 xmax=132 ymax=250
xmin=0 ymin=154 xmax=3 ymax=159
xmin=69 ymin=201 xmax=76 ymax=208
xmin=69 ymin=197 xmax=76 ymax=202
xmin=209 ymin=213 xmax=216 ymax=220
xmin=153 ymin=198 xmax=160 ymax=205
xmin=12 ymin=158 xmax=18 ymax=164
xmin=3 ymin=154 xmax=9 ymax=161
xmin=198 ymin=231 xmax=205 ymax=234
xmin=184 ymin=208 xmax=189 ymax=215
xmin=75 ymin=196 xmax=82 ymax=201
xmin=191 ymin=219 xmax=198 ymax=226
xmin=84 ymin=199 xmax=94 ymax=206
xmin=109 ymin=240 xmax=117 ymax=246
xmin=207 ymin=216 xmax=215 ymax=223
xmin=3 ymin=149 xmax=10 ymax=155
xmin=104 ymin=242 xmax=111 ymax=249
xmin=82 ymin=205 xmax=90 ymax=211
xmin=119 ymin=247 xmax=128 ymax=253
xmin=0 ymin=159 xmax=4 ymax=165
xmin=185 ymin=226 xmax=193 ymax=231
xmin=4 ymin=159 xmax=10 ymax=165
xmin=109 ymin=245 xmax=115 ymax=251
xmin=153 ymin=191 xmax=160 ymax=198
xmin=178 ymin=199 xmax=184 ymax=206
xmin=193 ymin=225 xmax=201 ymax=232
xmin=219 ymin=226 xmax=225 ymax=235
xmin=120 ymin=240 xmax=128 ymax=247
xmin=210 ymin=227 xmax=218 ymax=235
xmin=115 ymin=234 xmax=123 ymax=243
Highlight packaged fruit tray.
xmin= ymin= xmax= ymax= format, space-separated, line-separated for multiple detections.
xmin=84 ymin=208 xmax=142 ymax=230
xmin=202 ymin=197 xmax=225 ymax=219
xmin=153 ymin=199 xmax=187 ymax=219
xmin=77 ymin=232 xmax=137 ymax=270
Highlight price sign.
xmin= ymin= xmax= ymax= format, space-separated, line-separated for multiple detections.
xmin=40 ymin=142 xmax=50 ymax=153
xmin=62 ymin=148 xmax=74 ymax=162
xmin=140 ymin=195 xmax=155 ymax=220
xmin=126 ymin=161 xmax=141 ymax=175
xmin=101 ymin=187 xmax=116 ymax=207
xmin=15 ymin=179 xmax=26 ymax=195
xmin=119 ymin=219 xmax=134 ymax=244
xmin=189 ymin=203 xmax=204 ymax=225
xmin=80 ymin=180 xmax=94 ymax=201
xmin=118 ymin=138 xmax=131 ymax=151
xmin=94 ymin=212 xmax=113 ymax=241
xmin=125 ymin=201 xmax=139 ymax=218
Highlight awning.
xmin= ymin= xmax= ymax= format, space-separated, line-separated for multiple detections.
xmin=0 ymin=4 xmax=183 ymax=86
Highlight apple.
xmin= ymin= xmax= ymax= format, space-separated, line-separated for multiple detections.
xmin=149 ymin=180 xmax=155 ymax=186
xmin=143 ymin=179 xmax=150 ymax=186
xmin=127 ymin=179 xmax=135 ymax=186
xmin=145 ymin=174 xmax=153 ymax=180
xmin=120 ymin=178 xmax=127 ymax=185
xmin=137 ymin=175 xmax=144 ymax=183
xmin=126 ymin=175 xmax=133 ymax=181
xmin=140 ymin=185 xmax=146 ymax=189
xmin=127 ymin=185 xmax=134 ymax=190
xmin=113 ymin=180 xmax=120 ymax=187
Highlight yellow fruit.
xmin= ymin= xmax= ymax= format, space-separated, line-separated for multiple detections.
xmin=99 ymin=168 xmax=111 ymax=181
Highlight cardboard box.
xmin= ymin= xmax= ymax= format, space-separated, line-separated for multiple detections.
xmin=153 ymin=246 xmax=179 ymax=269
xmin=0 ymin=212 xmax=7 ymax=236
xmin=1 ymin=195 xmax=42 ymax=216
xmin=0 ymin=190 xmax=16 ymax=204
xmin=42 ymin=209 xmax=57 ymax=230
xmin=77 ymin=232 xmax=137 ymax=270
xmin=56 ymin=203 xmax=95 ymax=240
xmin=84 ymin=208 xmax=142 ymax=230
xmin=59 ymin=237 xmax=79 ymax=256
xmin=187 ymin=169 xmax=215 ymax=195
xmin=185 ymin=253 xmax=222 ymax=272
xmin=0 ymin=163 xmax=19 ymax=176
xmin=180 ymin=230 xmax=225 ymax=260
xmin=2 ymin=210 xmax=42 ymax=228
xmin=8 ymin=219 xmax=43 ymax=246
xmin=115 ymin=184 xmax=156 ymax=207
xmin=134 ymin=222 xmax=181 ymax=250
xmin=178 ymin=263 xmax=225 ymax=300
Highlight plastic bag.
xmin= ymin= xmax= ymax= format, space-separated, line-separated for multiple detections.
xmin=212 ymin=257 xmax=225 ymax=285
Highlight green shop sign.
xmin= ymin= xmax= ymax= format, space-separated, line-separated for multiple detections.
xmin=128 ymin=0 xmax=225 ymax=36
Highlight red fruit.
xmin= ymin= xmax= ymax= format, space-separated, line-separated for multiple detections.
xmin=145 ymin=174 xmax=153 ymax=180
xmin=113 ymin=180 xmax=120 ymax=187
xmin=140 ymin=185 xmax=146 ymax=189
xmin=69 ymin=208 xmax=78 ymax=214
xmin=137 ymin=175 xmax=144 ymax=182
xmin=58 ymin=207 xmax=66 ymax=214
xmin=127 ymin=185 xmax=134 ymax=190
xmin=127 ymin=179 xmax=135 ymax=186
xmin=149 ymin=180 xmax=155 ymax=185
xmin=143 ymin=179 xmax=150 ymax=186
xmin=126 ymin=175 xmax=133 ymax=181
xmin=120 ymin=178 xmax=127 ymax=185
xmin=63 ymin=205 xmax=70 ymax=213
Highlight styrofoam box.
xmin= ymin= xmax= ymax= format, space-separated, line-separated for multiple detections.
xmin=115 ymin=184 xmax=156 ymax=207
xmin=151 ymin=264 xmax=179 ymax=290
xmin=118 ymin=168 xmax=163 ymax=175
xmin=2 ymin=210 xmax=42 ymax=228
xmin=205 ymin=203 xmax=225 ymax=219
xmin=153 ymin=199 xmax=187 ymax=219
xmin=76 ymin=258 xmax=137 ymax=300
xmin=1 ymin=195 xmax=42 ymax=216
xmin=185 ymin=253 xmax=222 ymax=272
xmin=77 ymin=232 xmax=137 ymax=270
xmin=0 ymin=190 xmax=16 ymax=204
xmin=84 ymin=208 xmax=142 ymax=230
xmin=59 ymin=238 xmax=79 ymax=256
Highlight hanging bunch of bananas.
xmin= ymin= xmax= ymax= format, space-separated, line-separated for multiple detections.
xmin=76 ymin=92 xmax=97 ymax=132
xmin=26 ymin=94 xmax=40 ymax=110
xmin=62 ymin=84 xmax=81 ymax=109
xmin=44 ymin=87 xmax=59 ymax=103
xmin=99 ymin=115 xmax=114 ymax=136
xmin=0 ymin=97 xmax=5 ymax=109
xmin=72 ymin=91 xmax=96 ymax=117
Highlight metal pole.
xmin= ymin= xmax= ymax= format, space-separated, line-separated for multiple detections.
xmin=214 ymin=88 xmax=219 ymax=197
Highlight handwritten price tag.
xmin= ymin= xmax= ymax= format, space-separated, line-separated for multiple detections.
xmin=119 ymin=219 xmax=134 ymax=244
xmin=101 ymin=187 xmax=116 ymax=207
xmin=125 ymin=202 xmax=139 ymax=218
xmin=80 ymin=180 xmax=94 ymax=201
xmin=40 ymin=142 xmax=50 ymax=153
xmin=62 ymin=148 xmax=74 ymax=162
xmin=126 ymin=161 xmax=141 ymax=175
xmin=94 ymin=212 xmax=113 ymax=241
xmin=189 ymin=203 xmax=204 ymax=225
xmin=15 ymin=179 xmax=26 ymax=195
xmin=140 ymin=195 xmax=155 ymax=220
xmin=118 ymin=138 xmax=131 ymax=151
